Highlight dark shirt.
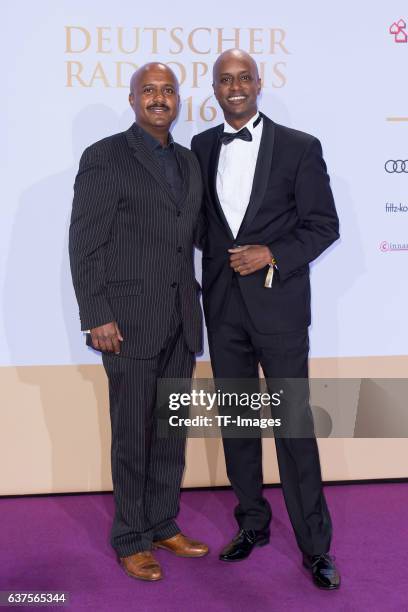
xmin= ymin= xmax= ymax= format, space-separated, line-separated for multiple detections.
xmin=134 ymin=123 xmax=183 ymax=203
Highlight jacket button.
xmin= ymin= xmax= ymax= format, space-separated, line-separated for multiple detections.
xmin=177 ymin=211 xmax=182 ymax=217
xmin=177 ymin=246 xmax=182 ymax=253
xmin=171 ymin=282 xmax=178 ymax=288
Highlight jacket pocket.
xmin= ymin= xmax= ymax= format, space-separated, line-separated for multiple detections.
xmin=106 ymin=279 xmax=143 ymax=297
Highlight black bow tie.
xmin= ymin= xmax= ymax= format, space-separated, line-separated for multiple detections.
xmin=220 ymin=114 xmax=262 ymax=145
xmin=220 ymin=127 xmax=252 ymax=145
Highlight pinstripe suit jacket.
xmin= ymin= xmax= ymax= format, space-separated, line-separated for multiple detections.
xmin=69 ymin=124 xmax=204 ymax=358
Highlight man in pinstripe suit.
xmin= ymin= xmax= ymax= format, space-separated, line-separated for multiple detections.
xmin=69 ymin=63 xmax=208 ymax=581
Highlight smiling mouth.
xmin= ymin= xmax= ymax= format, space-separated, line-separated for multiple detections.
xmin=148 ymin=106 xmax=169 ymax=113
xmin=227 ymin=95 xmax=247 ymax=104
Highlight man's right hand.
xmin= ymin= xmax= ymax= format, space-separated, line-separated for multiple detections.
xmin=90 ymin=321 xmax=123 ymax=354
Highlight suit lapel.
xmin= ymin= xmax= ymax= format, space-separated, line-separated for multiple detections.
xmin=236 ymin=115 xmax=276 ymax=238
xmin=175 ymin=145 xmax=190 ymax=208
xmin=208 ymin=125 xmax=235 ymax=241
xmin=125 ymin=124 xmax=177 ymax=206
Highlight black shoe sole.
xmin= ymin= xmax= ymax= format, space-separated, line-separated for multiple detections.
xmin=219 ymin=537 xmax=270 ymax=562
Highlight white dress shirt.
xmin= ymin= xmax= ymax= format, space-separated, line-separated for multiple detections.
xmin=216 ymin=112 xmax=263 ymax=238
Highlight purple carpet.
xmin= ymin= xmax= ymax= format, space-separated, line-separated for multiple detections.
xmin=1 ymin=483 xmax=407 ymax=611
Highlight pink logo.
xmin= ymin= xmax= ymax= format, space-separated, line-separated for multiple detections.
xmin=379 ymin=240 xmax=408 ymax=251
xmin=389 ymin=19 xmax=408 ymax=43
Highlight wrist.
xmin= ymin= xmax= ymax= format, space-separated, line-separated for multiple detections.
xmin=265 ymin=246 xmax=276 ymax=266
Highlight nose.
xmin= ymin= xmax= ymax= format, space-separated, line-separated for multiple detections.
xmin=152 ymin=91 xmax=165 ymax=104
xmin=228 ymin=78 xmax=243 ymax=94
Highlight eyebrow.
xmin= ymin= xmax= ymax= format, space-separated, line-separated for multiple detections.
xmin=142 ymin=82 xmax=176 ymax=87
xmin=218 ymin=70 xmax=251 ymax=77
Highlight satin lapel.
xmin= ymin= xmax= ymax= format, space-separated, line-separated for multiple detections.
xmin=125 ymin=125 xmax=177 ymax=206
xmin=208 ymin=125 xmax=235 ymax=241
xmin=236 ymin=117 xmax=276 ymax=238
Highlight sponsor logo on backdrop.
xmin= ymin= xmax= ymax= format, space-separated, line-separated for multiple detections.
xmin=380 ymin=241 xmax=408 ymax=252
xmin=386 ymin=23 xmax=408 ymax=121
xmin=385 ymin=160 xmax=408 ymax=173
xmin=64 ymin=26 xmax=290 ymax=121
xmin=389 ymin=19 xmax=407 ymax=43
xmin=385 ymin=203 xmax=408 ymax=213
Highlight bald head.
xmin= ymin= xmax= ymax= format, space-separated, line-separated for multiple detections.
xmin=130 ymin=63 xmax=179 ymax=95
xmin=212 ymin=48 xmax=261 ymax=129
xmin=213 ymin=49 xmax=259 ymax=82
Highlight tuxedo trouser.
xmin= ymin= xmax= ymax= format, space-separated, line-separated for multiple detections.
xmin=102 ymin=297 xmax=195 ymax=557
xmin=208 ymin=280 xmax=332 ymax=556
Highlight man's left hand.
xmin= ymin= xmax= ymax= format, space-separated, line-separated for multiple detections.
xmin=228 ymin=245 xmax=273 ymax=276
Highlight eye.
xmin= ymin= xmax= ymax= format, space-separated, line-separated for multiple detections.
xmin=221 ymin=76 xmax=232 ymax=84
xmin=143 ymin=87 xmax=153 ymax=94
xmin=164 ymin=87 xmax=175 ymax=95
xmin=240 ymin=74 xmax=251 ymax=81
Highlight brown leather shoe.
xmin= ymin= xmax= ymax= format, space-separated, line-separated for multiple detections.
xmin=153 ymin=533 xmax=209 ymax=558
xmin=120 ymin=551 xmax=162 ymax=581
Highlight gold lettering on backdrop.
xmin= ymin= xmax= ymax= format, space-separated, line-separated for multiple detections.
xmin=64 ymin=26 xmax=290 ymax=93
xmin=96 ymin=27 xmax=112 ymax=53
xmin=271 ymin=62 xmax=286 ymax=88
xmin=188 ymin=28 xmax=211 ymax=54
xmin=258 ymin=61 xmax=266 ymax=87
xmin=184 ymin=96 xmax=217 ymax=122
xmin=270 ymin=29 xmax=290 ymax=54
xmin=143 ymin=28 xmax=166 ymax=53
xmin=185 ymin=96 xmax=194 ymax=122
xmin=65 ymin=26 xmax=91 ymax=53
xmin=200 ymin=96 xmax=217 ymax=122
xmin=117 ymin=27 xmax=141 ymax=54
xmin=89 ymin=62 xmax=111 ymax=87
xmin=192 ymin=62 xmax=208 ymax=88
xmin=249 ymin=28 xmax=263 ymax=54
xmin=116 ymin=62 xmax=138 ymax=88
xmin=170 ymin=27 xmax=184 ymax=54
xmin=216 ymin=28 xmax=240 ymax=53
xmin=166 ymin=62 xmax=187 ymax=86
xmin=66 ymin=61 xmax=89 ymax=87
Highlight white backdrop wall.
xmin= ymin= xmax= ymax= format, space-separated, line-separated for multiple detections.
xmin=2 ymin=1 xmax=408 ymax=367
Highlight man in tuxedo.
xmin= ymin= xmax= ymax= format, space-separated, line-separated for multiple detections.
xmin=69 ymin=63 xmax=208 ymax=582
xmin=191 ymin=49 xmax=340 ymax=589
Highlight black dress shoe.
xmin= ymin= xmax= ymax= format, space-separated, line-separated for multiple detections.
xmin=219 ymin=529 xmax=270 ymax=562
xmin=303 ymin=553 xmax=340 ymax=590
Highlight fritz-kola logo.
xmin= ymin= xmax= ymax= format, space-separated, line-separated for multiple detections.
xmin=385 ymin=203 xmax=408 ymax=213
xmin=389 ymin=19 xmax=407 ymax=43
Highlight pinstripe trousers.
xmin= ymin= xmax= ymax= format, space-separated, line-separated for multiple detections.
xmin=102 ymin=297 xmax=194 ymax=556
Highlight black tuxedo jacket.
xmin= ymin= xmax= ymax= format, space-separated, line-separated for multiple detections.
xmin=191 ymin=114 xmax=339 ymax=333
xmin=69 ymin=124 xmax=203 ymax=358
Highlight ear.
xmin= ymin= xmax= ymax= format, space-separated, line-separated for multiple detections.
xmin=257 ymin=78 xmax=262 ymax=93
xmin=128 ymin=93 xmax=134 ymax=110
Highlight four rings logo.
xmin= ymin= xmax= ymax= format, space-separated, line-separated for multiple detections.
xmin=385 ymin=160 xmax=408 ymax=173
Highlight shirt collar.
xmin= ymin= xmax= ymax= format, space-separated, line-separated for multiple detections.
xmin=223 ymin=111 xmax=261 ymax=134
xmin=133 ymin=122 xmax=175 ymax=152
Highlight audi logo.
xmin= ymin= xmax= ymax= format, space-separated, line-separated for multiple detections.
xmin=385 ymin=159 xmax=408 ymax=173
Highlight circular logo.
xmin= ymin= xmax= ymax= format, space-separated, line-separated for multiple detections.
xmin=380 ymin=241 xmax=389 ymax=252
xmin=385 ymin=160 xmax=408 ymax=173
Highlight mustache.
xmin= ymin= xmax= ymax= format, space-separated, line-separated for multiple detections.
xmin=147 ymin=103 xmax=170 ymax=110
